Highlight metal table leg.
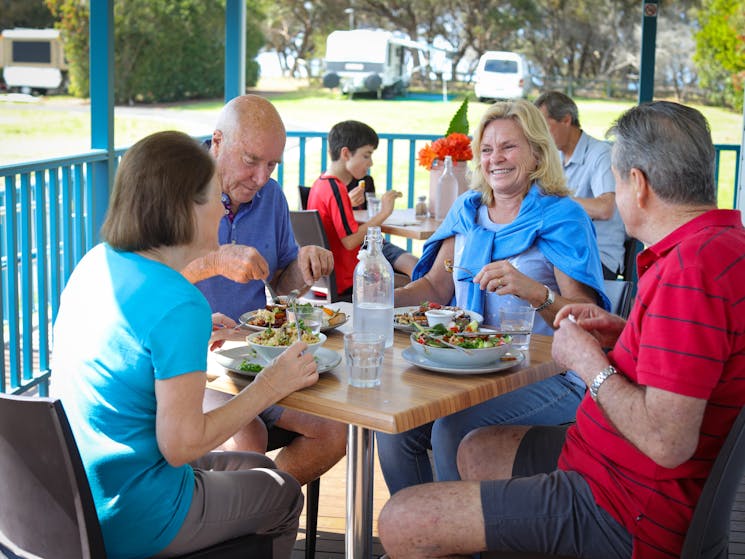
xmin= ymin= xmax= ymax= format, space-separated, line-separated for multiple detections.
xmin=345 ymin=424 xmax=375 ymax=559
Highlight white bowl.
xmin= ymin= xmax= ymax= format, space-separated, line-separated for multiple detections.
xmin=424 ymin=309 xmax=456 ymax=327
xmin=409 ymin=333 xmax=512 ymax=367
xmin=246 ymin=329 xmax=326 ymax=362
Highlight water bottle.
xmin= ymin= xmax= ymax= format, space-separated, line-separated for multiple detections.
xmin=435 ymin=155 xmax=458 ymax=220
xmin=353 ymin=226 xmax=394 ymax=348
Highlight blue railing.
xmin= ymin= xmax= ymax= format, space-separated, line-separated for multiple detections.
xmin=0 ymin=134 xmax=740 ymax=395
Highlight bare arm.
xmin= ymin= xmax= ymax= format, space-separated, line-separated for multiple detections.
xmin=340 ymin=190 xmax=402 ymax=251
xmin=394 ymin=236 xmax=456 ymax=307
xmin=154 ymin=341 xmax=318 ymax=466
xmin=182 ymin=244 xmax=269 ymax=284
xmin=273 ymin=245 xmax=334 ymax=294
xmin=475 ymin=263 xmax=597 ymax=328
xmin=552 ymin=319 xmax=706 ymax=468
xmin=573 ymin=192 xmax=616 ymax=220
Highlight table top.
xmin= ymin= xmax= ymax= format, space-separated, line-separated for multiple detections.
xmin=207 ymin=304 xmax=563 ymax=434
xmin=353 ymin=208 xmax=441 ymax=241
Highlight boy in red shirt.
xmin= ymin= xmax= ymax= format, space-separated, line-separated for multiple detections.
xmin=307 ymin=120 xmax=417 ymax=296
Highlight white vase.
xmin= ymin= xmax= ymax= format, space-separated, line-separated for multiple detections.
xmin=428 ymin=160 xmax=471 ymax=217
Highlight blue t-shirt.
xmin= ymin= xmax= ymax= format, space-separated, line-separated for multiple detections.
xmin=196 ymin=178 xmax=299 ymax=321
xmin=52 ymin=244 xmax=211 ymax=559
xmin=562 ymin=132 xmax=627 ymax=274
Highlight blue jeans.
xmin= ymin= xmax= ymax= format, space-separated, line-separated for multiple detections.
xmin=375 ymin=373 xmax=585 ymax=494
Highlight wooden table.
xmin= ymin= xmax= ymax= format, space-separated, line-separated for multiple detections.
xmin=207 ymin=303 xmax=562 ymax=559
xmin=353 ymin=208 xmax=441 ymax=241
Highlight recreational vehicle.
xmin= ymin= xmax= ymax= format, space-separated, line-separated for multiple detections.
xmin=0 ymin=28 xmax=67 ymax=94
xmin=322 ymin=29 xmax=425 ymax=98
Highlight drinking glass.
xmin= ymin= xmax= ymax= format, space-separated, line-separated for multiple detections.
xmin=344 ymin=332 xmax=385 ymax=388
xmin=498 ymin=305 xmax=536 ymax=351
xmin=366 ymin=193 xmax=382 ymax=219
xmin=291 ymin=307 xmax=323 ymax=335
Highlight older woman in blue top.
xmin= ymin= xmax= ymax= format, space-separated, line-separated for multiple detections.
xmin=381 ymin=99 xmax=610 ymax=493
xmin=51 ymin=131 xmax=317 ymax=559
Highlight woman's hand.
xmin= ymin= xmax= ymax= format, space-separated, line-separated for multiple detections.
xmin=208 ymin=313 xmax=243 ymax=351
xmin=474 ymin=259 xmax=538 ymax=299
xmin=253 ymin=341 xmax=319 ymax=401
xmin=554 ymin=303 xmax=626 ymax=349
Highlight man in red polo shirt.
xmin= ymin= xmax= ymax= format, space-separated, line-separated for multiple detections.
xmin=377 ymin=101 xmax=745 ymax=559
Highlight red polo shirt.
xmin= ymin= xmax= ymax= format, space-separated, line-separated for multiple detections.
xmin=559 ymin=209 xmax=745 ymax=559
xmin=307 ymin=174 xmax=360 ymax=294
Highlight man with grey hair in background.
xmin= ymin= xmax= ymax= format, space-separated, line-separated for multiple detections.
xmin=535 ymin=90 xmax=627 ymax=279
xmin=377 ymin=101 xmax=745 ymax=559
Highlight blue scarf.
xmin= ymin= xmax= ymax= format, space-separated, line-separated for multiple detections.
xmin=413 ymin=185 xmax=610 ymax=313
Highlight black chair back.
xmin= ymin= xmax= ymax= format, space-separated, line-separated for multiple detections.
xmin=289 ymin=210 xmax=351 ymax=303
xmin=0 ymin=394 xmax=274 ymax=558
xmin=0 ymin=394 xmax=106 ymax=559
xmin=298 ymin=185 xmax=312 ymax=210
xmin=681 ymin=405 xmax=745 ymax=559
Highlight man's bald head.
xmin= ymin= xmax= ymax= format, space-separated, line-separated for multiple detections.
xmin=215 ymin=94 xmax=286 ymax=145
xmin=211 ymin=95 xmax=287 ymax=206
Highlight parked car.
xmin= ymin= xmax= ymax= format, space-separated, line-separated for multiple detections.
xmin=473 ymin=51 xmax=531 ymax=102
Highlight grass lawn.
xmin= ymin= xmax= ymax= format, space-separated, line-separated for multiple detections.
xmin=1 ymin=81 xmax=742 ymax=208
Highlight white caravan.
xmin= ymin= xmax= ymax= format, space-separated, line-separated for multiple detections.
xmin=473 ymin=51 xmax=531 ymax=102
xmin=322 ymin=29 xmax=425 ymax=98
xmin=0 ymin=28 xmax=67 ymax=94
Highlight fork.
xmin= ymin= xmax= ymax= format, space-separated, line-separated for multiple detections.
xmin=262 ymin=279 xmax=282 ymax=304
xmin=443 ymin=259 xmax=477 ymax=280
xmin=422 ymin=333 xmax=473 ymax=355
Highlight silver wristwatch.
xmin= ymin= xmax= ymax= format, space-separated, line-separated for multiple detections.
xmin=533 ymin=285 xmax=555 ymax=312
xmin=589 ymin=365 xmax=617 ymax=402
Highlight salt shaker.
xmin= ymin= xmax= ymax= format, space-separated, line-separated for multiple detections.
xmin=415 ymin=195 xmax=428 ymax=219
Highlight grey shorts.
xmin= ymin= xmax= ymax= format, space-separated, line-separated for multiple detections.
xmin=259 ymin=404 xmax=284 ymax=429
xmin=153 ymin=452 xmax=302 ymax=558
xmin=480 ymin=426 xmax=632 ymax=559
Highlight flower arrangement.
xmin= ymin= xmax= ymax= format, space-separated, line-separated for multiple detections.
xmin=417 ymin=97 xmax=473 ymax=169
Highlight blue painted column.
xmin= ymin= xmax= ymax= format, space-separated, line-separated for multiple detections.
xmin=225 ymin=0 xmax=246 ymax=103
xmin=638 ymin=1 xmax=658 ymax=103
xmin=89 ymin=0 xmax=114 ymax=244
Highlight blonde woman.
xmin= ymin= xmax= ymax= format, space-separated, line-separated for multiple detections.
xmin=380 ymin=99 xmax=610 ymax=493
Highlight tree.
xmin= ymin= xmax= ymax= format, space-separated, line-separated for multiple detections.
xmin=694 ymin=0 xmax=745 ymax=109
xmin=0 ymin=0 xmax=55 ymax=30
xmin=655 ymin=10 xmax=699 ymax=101
xmin=44 ymin=0 xmax=264 ymax=102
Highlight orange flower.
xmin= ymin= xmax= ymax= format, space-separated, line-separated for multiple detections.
xmin=418 ymin=132 xmax=473 ymax=169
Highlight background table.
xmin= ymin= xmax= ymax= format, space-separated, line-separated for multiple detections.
xmin=354 ymin=209 xmax=441 ymax=241
xmin=207 ymin=303 xmax=563 ymax=558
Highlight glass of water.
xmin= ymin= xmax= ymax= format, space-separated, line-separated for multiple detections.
xmin=498 ymin=305 xmax=536 ymax=351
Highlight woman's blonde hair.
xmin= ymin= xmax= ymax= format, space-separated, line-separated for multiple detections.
xmin=469 ymin=99 xmax=569 ymax=205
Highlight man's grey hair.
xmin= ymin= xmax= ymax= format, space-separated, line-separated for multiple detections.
xmin=534 ymin=91 xmax=580 ymax=128
xmin=607 ymin=101 xmax=716 ymax=206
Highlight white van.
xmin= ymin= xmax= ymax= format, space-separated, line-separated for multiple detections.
xmin=473 ymin=51 xmax=531 ymax=102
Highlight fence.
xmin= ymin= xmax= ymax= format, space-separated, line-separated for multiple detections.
xmin=0 ymin=133 xmax=740 ymax=395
